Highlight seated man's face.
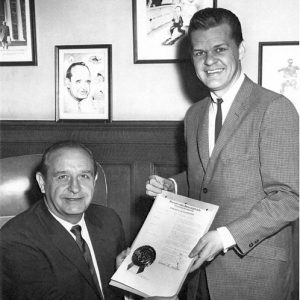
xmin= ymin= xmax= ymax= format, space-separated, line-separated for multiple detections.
xmin=36 ymin=147 xmax=97 ymax=224
xmin=66 ymin=65 xmax=91 ymax=101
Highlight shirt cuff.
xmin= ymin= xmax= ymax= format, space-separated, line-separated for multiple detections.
xmin=168 ymin=178 xmax=177 ymax=194
xmin=216 ymin=227 xmax=236 ymax=253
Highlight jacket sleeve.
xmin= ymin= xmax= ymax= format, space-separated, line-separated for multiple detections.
xmin=227 ymin=96 xmax=299 ymax=255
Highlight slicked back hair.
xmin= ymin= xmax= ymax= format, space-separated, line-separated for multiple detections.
xmin=38 ymin=140 xmax=98 ymax=178
xmin=65 ymin=62 xmax=90 ymax=80
xmin=188 ymin=8 xmax=243 ymax=46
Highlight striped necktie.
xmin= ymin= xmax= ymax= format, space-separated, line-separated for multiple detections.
xmin=71 ymin=225 xmax=103 ymax=299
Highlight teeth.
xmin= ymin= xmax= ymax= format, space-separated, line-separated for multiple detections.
xmin=207 ymin=69 xmax=222 ymax=74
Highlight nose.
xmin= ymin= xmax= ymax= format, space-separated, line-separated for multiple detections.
xmin=204 ymin=51 xmax=216 ymax=65
xmin=68 ymin=177 xmax=80 ymax=194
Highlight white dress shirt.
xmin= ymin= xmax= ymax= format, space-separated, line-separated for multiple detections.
xmin=210 ymin=73 xmax=245 ymax=252
xmin=209 ymin=73 xmax=245 ymax=155
xmin=47 ymin=207 xmax=104 ymax=297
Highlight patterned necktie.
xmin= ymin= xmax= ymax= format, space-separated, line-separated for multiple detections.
xmin=71 ymin=225 xmax=103 ymax=299
xmin=215 ymin=98 xmax=223 ymax=143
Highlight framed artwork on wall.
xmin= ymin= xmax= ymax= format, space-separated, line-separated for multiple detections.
xmin=55 ymin=44 xmax=112 ymax=121
xmin=258 ymin=41 xmax=300 ymax=112
xmin=0 ymin=0 xmax=37 ymax=66
xmin=132 ymin=0 xmax=217 ymax=63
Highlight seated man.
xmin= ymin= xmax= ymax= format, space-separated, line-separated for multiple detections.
xmin=1 ymin=141 xmax=125 ymax=299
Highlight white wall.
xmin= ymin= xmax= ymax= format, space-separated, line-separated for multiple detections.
xmin=0 ymin=0 xmax=298 ymax=121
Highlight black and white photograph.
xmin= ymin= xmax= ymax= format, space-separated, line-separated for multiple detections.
xmin=0 ymin=0 xmax=37 ymax=66
xmin=0 ymin=1 xmax=299 ymax=300
xmin=55 ymin=44 xmax=111 ymax=121
xmin=133 ymin=0 xmax=217 ymax=63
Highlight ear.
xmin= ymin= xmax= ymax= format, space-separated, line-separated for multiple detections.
xmin=36 ymin=172 xmax=46 ymax=193
xmin=238 ymin=41 xmax=246 ymax=60
xmin=65 ymin=78 xmax=71 ymax=88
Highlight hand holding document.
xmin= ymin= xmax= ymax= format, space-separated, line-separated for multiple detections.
xmin=110 ymin=191 xmax=219 ymax=298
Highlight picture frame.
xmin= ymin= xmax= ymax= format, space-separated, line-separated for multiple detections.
xmin=0 ymin=0 xmax=37 ymax=66
xmin=132 ymin=0 xmax=217 ymax=63
xmin=55 ymin=44 xmax=112 ymax=121
xmin=258 ymin=41 xmax=300 ymax=112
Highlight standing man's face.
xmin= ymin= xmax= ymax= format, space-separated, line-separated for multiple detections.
xmin=66 ymin=65 xmax=91 ymax=101
xmin=190 ymin=23 xmax=245 ymax=97
xmin=36 ymin=147 xmax=97 ymax=224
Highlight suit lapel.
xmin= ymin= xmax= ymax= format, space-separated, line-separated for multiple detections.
xmin=85 ymin=218 xmax=108 ymax=287
xmin=197 ymin=98 xmax=210 ymax=171
xmin=38 ymin=201 xmax=100 ymax=296
xmin=209 ymin=77 xmax=254 ymax=167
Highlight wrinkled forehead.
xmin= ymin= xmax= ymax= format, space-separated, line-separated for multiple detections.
xmin=45 ymin=147 xmax=95 ymax=174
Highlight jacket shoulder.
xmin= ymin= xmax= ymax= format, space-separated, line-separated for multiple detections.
xmin=185 ymin=97 xmax=210 ymax=119
xmin=86 ymin=204 xmax=123 ymax=229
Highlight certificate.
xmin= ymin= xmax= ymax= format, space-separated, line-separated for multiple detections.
xmin=110 ymin=191 xmax=219 ymax=297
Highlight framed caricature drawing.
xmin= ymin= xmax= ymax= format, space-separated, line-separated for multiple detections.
xmin=133 ymin=0 xmax=217 ymax=63
xmin=258 ymin=41 xmax=299 ymax=112
xmin=55 ymin=44 xmax=112 ymax=121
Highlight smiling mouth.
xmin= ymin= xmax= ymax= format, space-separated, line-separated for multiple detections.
xmin=206 ymin=68 xmax=223 ymax=75
xmin=64 ymin=197 xmax=84 ymax=201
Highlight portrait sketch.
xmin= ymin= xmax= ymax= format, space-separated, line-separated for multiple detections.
xmin=55 ymin=45 xmax=111 ymax=121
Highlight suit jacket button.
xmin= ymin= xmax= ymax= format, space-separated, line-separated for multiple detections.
xmin=203 ymin=188 xmax=208 ymax=193
xmin=249 ymin=243 xmax=253 ymax=247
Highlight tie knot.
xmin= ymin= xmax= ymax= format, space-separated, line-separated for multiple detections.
xmin=217 ymin=98 xmax=223 ymax=104
xmin=71 ymin=225 xmax=82 ymax=236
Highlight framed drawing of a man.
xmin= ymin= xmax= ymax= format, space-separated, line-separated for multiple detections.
xmin=55 ymin=44 xmax=112 ymax=121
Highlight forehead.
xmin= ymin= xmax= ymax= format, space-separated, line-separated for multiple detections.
xmin=46 ymin=148 xmax=94 ymax=172
xmin=190 ymin=23 xmax=234 ymax=48
xmin=71 ymin=65 xmax=90 ymax=78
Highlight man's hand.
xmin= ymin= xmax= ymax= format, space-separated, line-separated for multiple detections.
xmin=116 ymin=248 xmax=131 ymax=269
xmin=146 ymin=175 xmax=175 ymax=197
xmin=188 ymin=231 xmax=223 ymax=273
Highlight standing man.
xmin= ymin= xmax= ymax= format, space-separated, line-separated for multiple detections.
xmin=64 ymin=62 xmax=98 ymax=114
xmin=1 ymin=141 xmax=126 ymax=299
xmin=146 ymin=8 xmax=299 ymax=300
xmin=0 ymin=21 xmax=10 ymax=50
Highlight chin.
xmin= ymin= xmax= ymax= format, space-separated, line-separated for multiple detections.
xmin=66 ymin=203 xmax=88 ymax=214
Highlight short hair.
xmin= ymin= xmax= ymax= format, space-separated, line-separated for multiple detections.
xmin=65 ymin=62 xmax=89 ymax=80
xmin=38 ymin=140 xmax=98 ymax=178
xmin=188 ymin=8 xmax=243 ymax=46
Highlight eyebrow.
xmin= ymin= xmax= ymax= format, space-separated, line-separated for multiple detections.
xmin=52 ymin=170 xmax=94 ymax=176
xmin=193 ymin=43 xmax=228 ymax=51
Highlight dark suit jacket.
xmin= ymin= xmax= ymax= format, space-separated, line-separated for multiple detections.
xmin=174 ymin=76 xmax=299 ymax=300
xmin=0 ymin=200 xmax=126 ymax=300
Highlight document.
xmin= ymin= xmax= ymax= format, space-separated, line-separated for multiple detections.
xmin=110 ymin=191 xmax=219 ymax=298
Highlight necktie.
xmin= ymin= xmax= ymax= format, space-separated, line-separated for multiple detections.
xmin=71 ymin=225 xmax=103 ymax=299
xmin=215 ymin=98 xmax=223 ymax=143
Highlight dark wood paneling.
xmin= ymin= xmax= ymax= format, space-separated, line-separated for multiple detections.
xmin=0 ymin=121 xmax=186 ymax=245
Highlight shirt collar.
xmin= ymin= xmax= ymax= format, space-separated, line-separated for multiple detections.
xmin=45 ymin=199 xmax=85 ymax=231
xmin=210 ymin=73 xmax=245 ymax=103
